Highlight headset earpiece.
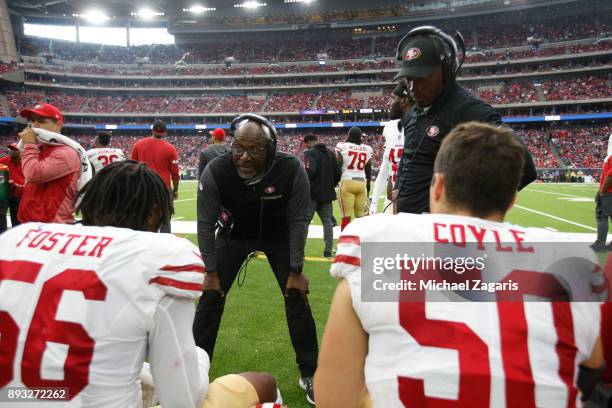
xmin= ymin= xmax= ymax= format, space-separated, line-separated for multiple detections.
xmin=229 ymin=113 xmax=278 ymax=167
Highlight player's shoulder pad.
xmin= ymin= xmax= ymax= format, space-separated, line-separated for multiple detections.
xmin=147 ymin=235 xmax=205 ymax=299
xmin=331 ymin=214 xmax=396 ymax=279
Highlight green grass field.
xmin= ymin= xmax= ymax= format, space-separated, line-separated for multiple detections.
xmin=174 ymin=181 xmax=601 ymax=407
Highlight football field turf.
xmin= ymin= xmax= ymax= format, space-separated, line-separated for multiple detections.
xmin=174 ymin=181 xmax=601 ymax=407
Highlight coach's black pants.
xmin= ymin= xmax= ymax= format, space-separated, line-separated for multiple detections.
xmin=193 ymin=238 xmax=318 ymax=378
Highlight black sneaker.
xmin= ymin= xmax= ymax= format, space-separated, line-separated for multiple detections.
xmin=323 ymin=251 xmax=333 ymax=258
xmin=591 ymin=241 xmax=607 ymax=252
xmin=299 ymin=377 xmax=314 ymax=405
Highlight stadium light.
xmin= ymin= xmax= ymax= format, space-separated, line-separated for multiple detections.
xmin=75 ymin=9 xmax=110 ymax=24
xmin=131 ymin=8 xmax=165 ymax=19
xmin=183 ymin=5 xmax=216 ymax=13
xmin=284 ymin=0 xmax=315 ymax=3
xmin=234 ymin=1 xmax=267 ymax=9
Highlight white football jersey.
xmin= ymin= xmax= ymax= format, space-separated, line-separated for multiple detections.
xmin=336 ymin=142 xmax=373 ymax=180
xmin=371 ymin=120 xmax=404 ymax=211
xmin=86 ymin=148 xmax=126 ymax=172
xmin=382 ymin=119 xmax=404 ymax=184
xmin=331 ymin=213 xmax=602 ymax=408
xmin=0 ymin=223 xmax=207 ymax=407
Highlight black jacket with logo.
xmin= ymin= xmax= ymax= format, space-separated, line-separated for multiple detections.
xmin=394 ymin=81 xmax=537 ymax=214
xmin=197 ymin=151 xmax=310 ymax=271
xmin=304 ymin=143 xmax=341 ymax=202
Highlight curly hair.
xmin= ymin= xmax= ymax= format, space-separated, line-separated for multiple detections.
xmin=75 ymin=160 xmax=172 ymax=231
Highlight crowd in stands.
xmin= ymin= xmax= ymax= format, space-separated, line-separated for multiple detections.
xmin=550 ymin=126 xmax=612 ymax=168
xmin=23 ymin=38 xmax=612 ymax=68
xmin=514 ymin=128 xmax=559 ymax=168
xmin=212 ymin=96 xmax=265 ymax=113
xmin=317 ymin=91 xmax=364 ymax=110
xmin=0 ymin=61 xmax=19 ymax=74
xmin=473 ymin=14 xmax=608 ymax=49
xmin=25 ymin=59 xmax=398 ymax=77
xmin=479 ymin=82 xmax=539 ymax=104
xmin=1 ymin=125 xmax=610 ymax=179
xmin=542 ymin=75 xmax=611 ymax=101
xmin=19 ymin=11 xmax=609 ymax=65
xmin=265 ymin=93 xmax=315 ymax=112
xmin=5 ymin=75 xmax=611 ymax=116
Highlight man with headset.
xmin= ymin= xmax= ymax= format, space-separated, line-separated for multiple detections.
xmin=392 ymin=26 xmax=537 ymax=214
xmin=194 ymin=114 xmax=318 ymax=405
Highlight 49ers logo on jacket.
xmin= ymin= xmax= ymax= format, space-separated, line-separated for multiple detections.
xmin=426 ymin=126 xmax=440 ymax=138
xmin=404 ymin=48 xmax=421 ymax=61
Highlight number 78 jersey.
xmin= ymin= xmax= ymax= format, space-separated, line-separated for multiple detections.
xmin=336 ymin=142 xmax=373 ymax=180
xmin=331 ymin=213 xmax=602 ymax=408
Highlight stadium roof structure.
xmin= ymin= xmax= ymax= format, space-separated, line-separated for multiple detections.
xmin=8 ymin=0 xmax=604 ymax=23
xmin=8 ymin=0 xmax=417 ymax=19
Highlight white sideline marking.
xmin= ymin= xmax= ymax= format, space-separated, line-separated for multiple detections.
xmin=524 ymin=189 xmax=591 ymax=199
xmin=514 ymin=205 xmax=596 ymax=231
xmin=171 ymin=217 xmax=184 ymax=221
xmin=174 ymin=197 xmax=197 ymax=203
xmin=557 ymin=198 xmax=594 ymax=202
xmin=544 ymin=227 xmax=558 ymax=231
xmin=169 ymin=220 xmax=341 ymax=239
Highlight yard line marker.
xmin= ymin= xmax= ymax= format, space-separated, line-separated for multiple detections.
xmin=172 ymin=217 xmax=185 ymax=221
xmin=514 ymin=205 xmax=596 ymax=231
xmin=544 ymin=227 xmax=558 ymax=231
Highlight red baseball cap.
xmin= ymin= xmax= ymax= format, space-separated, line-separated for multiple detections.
xmin=7 ymin=143 xmax=18 ymax=150
xmin=20 ymin=103 xmax=63 ymax=126
xmin=210 ymin=128 xmax=225 ymax=141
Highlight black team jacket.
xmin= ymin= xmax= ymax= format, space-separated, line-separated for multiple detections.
xmin=197 ymin=151 xmax=310 ymax=272
xmin=394 ymin=81 xmax=537 ymax=214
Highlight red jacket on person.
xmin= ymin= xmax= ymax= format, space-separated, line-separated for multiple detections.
xmin=0 ymin=156 xmax=24 ymax=198
xmin=18 ymin=144 xmax=80 ymax=223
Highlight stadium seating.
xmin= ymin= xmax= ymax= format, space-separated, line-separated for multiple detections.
xmin=18 ymin=11 xmax=608 ymax=64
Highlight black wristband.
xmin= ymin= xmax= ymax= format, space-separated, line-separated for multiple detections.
xmin=289 ymin=266 xmax=303 ymax=274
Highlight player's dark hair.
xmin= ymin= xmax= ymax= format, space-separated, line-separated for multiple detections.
xmin=76 ymin=160 xmax=172 ymax=231
xmin=347 ymin=127 xmax=362 ymax=145
xmin=96 ymin=131 xmax=111 ymax=146
xmin=303 ymin=134 xmax=317 ymax=144
xmin=434 ymin=122 xmax=524 ymax=218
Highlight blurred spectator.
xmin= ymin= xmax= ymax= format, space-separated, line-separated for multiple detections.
xmin=198 ymin=128 xmax=229 ymax=180
xmin=0 ymin=143 xmax=24 ymax=231
xmin=303 ymin=133 xmax=340 ymax=258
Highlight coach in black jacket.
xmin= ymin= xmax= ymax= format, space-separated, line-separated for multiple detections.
xmin=393 ymin=27 xmax=537 ymax=214
xmin=303 ymin=134 xmax=341 ymax=258
xmin=194 ymin=115 xmax=318 ymax=404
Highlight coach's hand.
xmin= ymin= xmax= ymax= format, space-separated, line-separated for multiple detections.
xmin=173 ymin=190 xmax=179 ymax=200
xmin=19 ymin=127 xmax=37 ymax=145
xmin=286 ymin=271 xmax=310 ymax=303
xmin=202 ymin=271 xmax=224 ymax=297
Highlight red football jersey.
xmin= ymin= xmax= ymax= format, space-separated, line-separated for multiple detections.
xmin=600 ymin=156 xmax=612 ymax=193
xmin=131 ymin=137 xmax=179 ymax=188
